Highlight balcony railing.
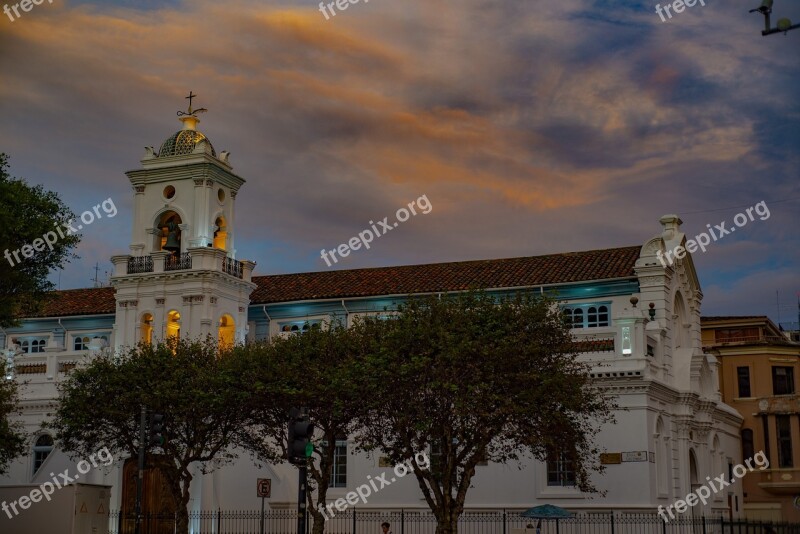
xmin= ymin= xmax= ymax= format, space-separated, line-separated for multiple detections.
xmin=222 ymin=257 xmax=243 ymax=279
xmin=127 ymin=256 xmax=153 ymax=274
xmin=712 ymin=335 xmax=793 ymax=345
xmin=573 ymin=337 xmax=615 ymax=353
xmin=165 ymin=252 xmax=192 ymax=271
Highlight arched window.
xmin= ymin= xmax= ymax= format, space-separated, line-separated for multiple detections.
xmin=742 ymin=429 xmax=755 ymax=463
xmin=33 ymin=434 xmax=54 ymax=475
xmin=156 ymin=211 xmax=182 ymax=254
xmin=572 ymin=308 xmax=584 ymax=328
xmin=213 ymin=216 xmax=227 ymax=251
xmin=218 ymin=314 xmax=235 ymax=347
xmin=167 ymin=311 xmax=181 ymax=341
xmin=74 ymin=336 xmax=91 ymax=351
xmin=141 ymin=313 xmax=154 ymax=345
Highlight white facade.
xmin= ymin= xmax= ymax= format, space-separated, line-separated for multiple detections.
xmin=0 ymin=112 xmax=744 ymax=522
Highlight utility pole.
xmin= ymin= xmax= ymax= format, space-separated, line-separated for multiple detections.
xmin=297 ymin=463 xmax=308 ymax=534
xmin=288 ymin=407 xmax=314 ymax=534
xmin=134 ymin=406 xmax=146 ymax=534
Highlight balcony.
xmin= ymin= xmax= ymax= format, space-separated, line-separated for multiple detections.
xmin=112 ymin=248 xmax=255 ymax=283
xmin=127 ymin=255 xmax=153 ymax=274
xmin=165 ymin=252 xmax=192 ymax=271
xmin=757 ymin=468 xmax=800 ymax=494
xmin=707 ymin=334 xmax=795 ymax=346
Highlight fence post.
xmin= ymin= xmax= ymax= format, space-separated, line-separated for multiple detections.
xmin=702 ymin=515 xmax=706 ymax=534
xmin=610 ymin=511 xmax=615 ymax=534
xmin=662 ymin=517 xmax=667 ymax=534
xmin=352 ymin=507 xmax=356 ymax=534
xmin=401 ymin=508 xmax=405 ymax=534
xmin=503 ymin=509 xmax=507 ymax=534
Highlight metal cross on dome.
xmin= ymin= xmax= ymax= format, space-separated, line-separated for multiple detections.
xmin=177 ymin=91 xmax=207 ymax=117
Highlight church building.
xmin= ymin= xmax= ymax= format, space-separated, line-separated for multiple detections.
xmin=0 ymin=104 xmax=744 ymax=523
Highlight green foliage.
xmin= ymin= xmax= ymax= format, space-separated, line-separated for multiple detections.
xmin=0 ymin=377 xmax=25 ymax=474
xmin=241 ymin=322 xmax=370 ymax=534
xmin=0 ymin=153 xmax=80 ymax=327
xmin=352 ymin=291 xmax=615 ymax=533
xmin=51 ymin=339 xmax=254 ymax=534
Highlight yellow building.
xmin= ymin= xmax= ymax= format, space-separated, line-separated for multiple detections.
xmin=703 ymin=316 xmax=800 ymax=522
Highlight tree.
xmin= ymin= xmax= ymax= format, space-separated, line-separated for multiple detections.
xmin=242 ymin=322 xmax=370 ymax=534
xmin=353 ymin=292 xmax=616 ymax=534
xmin=51 ymin=340 xmax=258 ymax=534
xmin=0 ymin=153 xmax=79 ymax=327
xmin=0 ymin=377 xmax=25 ymax=474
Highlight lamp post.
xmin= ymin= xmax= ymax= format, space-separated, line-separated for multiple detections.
xmin=750 ymin=0 xmax=800 ymax=36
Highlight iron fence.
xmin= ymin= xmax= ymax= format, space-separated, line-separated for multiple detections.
xmin=106 ymin=510 xmax=800 ymax=534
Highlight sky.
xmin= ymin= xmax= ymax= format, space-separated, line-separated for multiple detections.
xmin=0 ymin=0 xmax=798 ymax=324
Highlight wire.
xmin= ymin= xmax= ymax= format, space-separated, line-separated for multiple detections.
xmin=679 ymin=197 xmax=800 ymax=216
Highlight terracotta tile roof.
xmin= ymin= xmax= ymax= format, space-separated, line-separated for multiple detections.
xmin=30 ymin=246 xmax=642 ymax=317
xmin=29 ymin=287 xmax=117 ymax=318
xmin=250 ymin=245 xmax=641 ymax=304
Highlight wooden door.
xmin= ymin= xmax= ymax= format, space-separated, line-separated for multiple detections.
xmin=119 ymin=456 xmax=178 ymax=534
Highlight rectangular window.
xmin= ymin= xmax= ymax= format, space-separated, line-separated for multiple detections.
xmin=741 ymin=429 xmax=755 ymax=464
xmin=737 ymin=367 xmax=751 ymax=397
xmin=776 ymin=415 xmax=793 ymax=468
xmin=330 ymin=440 xmax=347 ymax=488
xmin=14 ymin=338 xmax=47 ymax=354
xmin=546 ymin=449 xmax=576 ymax=487
xmin=562 ymin=304 xmax=611 ymax=329
xmin=773 ymin=366 xmax=795 ymax=395
xmin=762 ymin=415 xmax=771 ymax=464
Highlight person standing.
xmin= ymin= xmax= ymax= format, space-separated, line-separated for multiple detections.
xmin=381 ymin=522 xmax=392 ymax=534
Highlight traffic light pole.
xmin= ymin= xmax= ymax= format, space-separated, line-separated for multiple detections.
xmin=134 ymin=405 xmax=146 ymax=534
xmin=297 ymin=464 xmax=307 ymax=534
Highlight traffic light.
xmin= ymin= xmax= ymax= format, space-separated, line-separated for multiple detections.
xmin=287 ymin=408 xmax=314 ymax=465
xmin=148 ymin=413 xmax=165 ymax=446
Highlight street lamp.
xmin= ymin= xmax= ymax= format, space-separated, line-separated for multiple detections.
xmin=750 ymin=0 xmax=800 ymax=36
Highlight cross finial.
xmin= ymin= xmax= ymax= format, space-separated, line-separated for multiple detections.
xmin=177 ymin=91 xmax=207 ymax=119
xmin=186 ymin=91 xmax=197 ymax=114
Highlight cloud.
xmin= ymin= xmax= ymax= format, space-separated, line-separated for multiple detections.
xmin=0 ymin=0 xmax=797 ymax=320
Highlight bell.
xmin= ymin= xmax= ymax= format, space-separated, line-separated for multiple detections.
xmin=163 ymin=232 xmax=180 ymax=252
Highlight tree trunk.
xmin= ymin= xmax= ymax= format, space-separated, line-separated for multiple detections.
xmin=310 ymin=507 xmax=326 ymax=534
xmin=434 ymin=508 xmax=459 ymax=534
xmin=173 ymin=472 xmax=193 ymax=534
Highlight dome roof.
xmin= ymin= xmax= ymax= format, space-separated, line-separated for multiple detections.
xmin=158 ymin=129 xmax=216 ymax=158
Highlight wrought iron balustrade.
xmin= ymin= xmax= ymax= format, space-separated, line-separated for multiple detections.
xmin=127 ymin=255 xmax=153 ymax=274
xmin=165 ymin=252 xmax=192 ymax=271
xmin=222 ymin=257 xmax=243 ymax=278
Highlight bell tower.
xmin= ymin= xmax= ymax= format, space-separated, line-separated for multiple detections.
xmin=110 ymin=93 xmax=256 ymax=351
